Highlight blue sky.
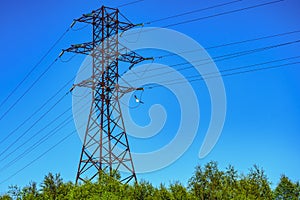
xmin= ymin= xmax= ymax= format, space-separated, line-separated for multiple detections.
xmin=0 ymin=0 xmax=300 ymax=193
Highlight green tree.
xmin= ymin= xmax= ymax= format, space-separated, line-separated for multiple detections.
xmin=40 ymin=173 xmax=63 ymax=200
xmin=188 ymin=164 xmax=207 ymax=199
xmin=21 ymin=181 xmax=39 ymax=200
xmin=131 ymin=180 xmax=155 ymax=200
xmin=154 ymin=184 xmax=172 ymax=200
xmin=274 ymin=175 xmax=300 ymax=200
xmin=69 ymin=181 xmax=97 ymax=200
xmin=238 ymin=165 xmax=273 ymax=200
xmin=188 ymin=161 xmax=224 ymax=200
xmin=7 ymin=185 xmax=21 ymax=200
xmin=169 ymin=181 xmax=189 ymax=200
xmin=221 ymin=165 xmax=239 ymax=199
xmin=2 ymin=162 xmax=300 ymax=200
xmin=0 ymin=194 xmax=12 ymax=200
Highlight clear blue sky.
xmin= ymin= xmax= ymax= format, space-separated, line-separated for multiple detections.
xmin=0 ymin=0 xmax=299 ymax=193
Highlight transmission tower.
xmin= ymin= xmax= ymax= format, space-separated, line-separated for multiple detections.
xmin=63 ymin=6 xmax=149 ymax=184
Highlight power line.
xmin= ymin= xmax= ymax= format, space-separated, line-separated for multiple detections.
xmin=0 ymin=27 xmax=70 ymax=111
xmin=203 ymin=39 xmax=300 ymax=62
xmin=181 ymin=58 xmax=300 ymax=82
xmin=0 ymin=106 xmax=71 ymax=163
xmin=118 ymin=0 xmax=145 ymax=8
xmin=194 ymin=39 xmax=300 ymax=63
xmin=0 ymin=112 xmax=73 ymax=172
xmin=6 ymin=31 xmax=288 ymax=148
xmin=122 ymin=0 xmax=286 ymax=46
xmin=130 ymin=55 xmax=300 ymax=83
xmin=0 ymin=53 xmax=92 ymax=150
xmin=163 ymin=0 xmax=284 ymax=28
xmin=0 ymin=92 xmax=90 ymax=169
xmin=0 ymin=93 xmax=90 ymax=183
xmin=1 ymin=65 xmax=297 ymax=186
xmin=156 ymin=29 xmax=300 ymax=59
xmin=145 ymin=0 xmax=242 ymax=24
xmin=0 ymin=56 xmax=93 ymax=166
xmin=0 ymin=0 xmax=271 ymax=122
xmin=205 ymin=30 xmax=300 ymax=50
xmin=0 ymin=1 xmax=292 ymax=183
xmin=0 ymin=0 xmax=284 ymax=121
xmin=0 ymin=57 xmax=60 ymax=122
xmin=0 ymin=77 xmax=73 ymax=147
xmin=125 ymin=38 xmax=300 ymax=77
xmin=0 ymin=130 xmax=75 ymax=185
xmin=145 ymin=61 xmax=300 ymax=89
xmin=2 ymin=58 xmax=298 ymax=187
xmin=218 ymin=61 xmax=300 ymax=78
xmin=0 ymin=91 xmax=69 ymax=157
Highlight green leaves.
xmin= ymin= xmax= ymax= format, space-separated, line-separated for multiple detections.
xmin=274 ymin=175 xmax=300 ymax=200
xmin=1 ymin=162 xmax=299 ymax=200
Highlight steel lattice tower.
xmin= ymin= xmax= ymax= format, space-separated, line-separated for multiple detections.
xmin=64 ymin=6 xmax=148 ymax=184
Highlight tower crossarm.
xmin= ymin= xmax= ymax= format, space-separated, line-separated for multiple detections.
xmin=72 ymin=7 xmax=139 ymax=36
xmin=63 ymin=42 xmax=95 ymax=55
xmin=118 ymin=45 xmax=154 ymax=70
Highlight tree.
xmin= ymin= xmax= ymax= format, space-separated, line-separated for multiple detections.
xmin=21 ymin=181 xmax=39 ymax=200
xmin=274 ymin=175 xmax=300 ymax=200
xmin=1 ymin=162 xmax=299 ymax=200
xmin=188 ymin=161 xmax=224 ymax=199
xmin=188 ymin=164 xmax=207 ymax=199
xmin=238 ymin=165 xmax=273 ymax=200
xmin=169 ymin=181 xmax=189 ymax=200
xmin=40 ymin=173 xmax=63 ymax=200
xmin=0 ymin=195 xmax=12 ymax=200
xmin=131 ymin=180 xmax=155 ymax=200
xmin=7 ymin=185 xmax=21 ymax=200
xmin=221 ymin=165 xmax=239 ymax=199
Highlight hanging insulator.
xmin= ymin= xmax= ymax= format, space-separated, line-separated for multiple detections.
xmin=134 ymin=95 xmax=144 ymax=104
xmin=70 ymin=20 xmax=76 ymax=28
xmin=135 ymin=23 xmax=144 ymax=27
xmin=83 ymin=12 xmax=94 ymax=17
xmin=70 ymin=85 xmax=75 ymax=92
xmin=145 ymin=57 xmax=154 ymax=61
xmin=59 ymin=51 xmax=65 ymax=58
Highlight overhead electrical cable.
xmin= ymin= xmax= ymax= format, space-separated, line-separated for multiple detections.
xmin=129 ymin=55 xmax=300 ymax=83
xmin=0 ymin=107 xmax=72 ymax=163
xmin=0 ymin=56 xmax=92 ymax=150
xmin=163 ymin=0 xmax=284 ymax=28
xmin=118 ymin=0 xmax=145 ymax=8
xmin=0 ymin=113 xmax=73 ymax=171
xmin=0 ymin=0 xmax=291 ymax=184
xmin=0 ymin=91 xmax=70 ymax=156
xmin=0 ymin=57 xmax=59 ymax=122
xmin=0 ymin=92 xmax=91 ymax=167
xmin=0 ymin=130 xmax=75 ymax=185
xmin=145 ymin=61 xmax=300 ymax=89
xmin=156 ymin=30 xmax=300 ymax=59
xmin=0 ymin=77 xmax=73 ymax=146
xmin=124 ymin=39 xmax=300 ymax=77
xmin=145 ymin=0 xmax=242 ymax=24
xmin=0 ymin=27 xmax=71 ymax=111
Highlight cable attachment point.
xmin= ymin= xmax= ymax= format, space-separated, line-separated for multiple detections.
xmin=135 ymin=23 xmax=144 ymax=27
xmin=70 ymin=20 xmax=77 ymax=28
xmin=145 ymin=57 xmax=154 ymax=61
xmin=70 ymin=85 xmax=76 ymax=92
xmin=59 ymin=50 xmax=65 ymax=58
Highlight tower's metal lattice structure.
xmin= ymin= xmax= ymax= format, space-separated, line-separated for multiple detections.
xmin=64 ymin=6 xmax=147 ymax=184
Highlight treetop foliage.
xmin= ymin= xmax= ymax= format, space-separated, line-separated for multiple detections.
xmin=1 ymin=161 xmax=299 ymax=200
